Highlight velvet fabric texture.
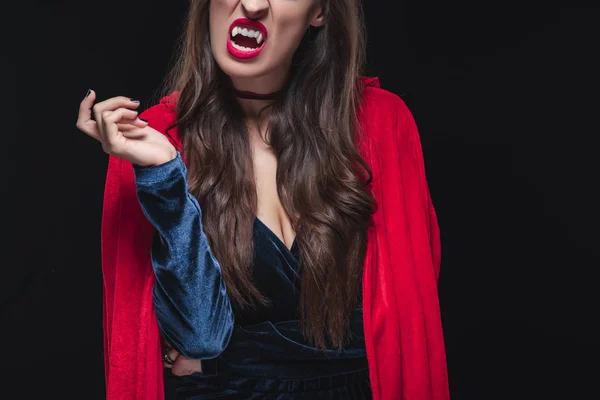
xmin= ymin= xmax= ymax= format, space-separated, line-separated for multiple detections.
xmin=100 ymin=77 xmax=450 ymax=399
xmin=132 ymin=152 xmax=369 ymax=398
xmin=164 ymin=368 xmax=371 ymax=399
xmin=133 ymin=153 xmax=234 ymax=360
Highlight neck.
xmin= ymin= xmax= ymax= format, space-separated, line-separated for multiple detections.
xmin=233 ymin=88 xmax=280 ymax=101
xmin=228 ymin=63 xmax=291 ymax=118
xmin=236 ymin=97 xmax=275 ymax=122
xmin=230 ymin=81 xmax=284 ymax=120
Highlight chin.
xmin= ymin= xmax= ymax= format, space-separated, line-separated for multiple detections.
xmin=219 ymin=61 xmax=266 ymax=80
xmin=214 ymin=52 xmax=275 ymax=81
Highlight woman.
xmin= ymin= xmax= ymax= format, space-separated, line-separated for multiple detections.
xmin=76 ymin=0 xmax=449 ymax=399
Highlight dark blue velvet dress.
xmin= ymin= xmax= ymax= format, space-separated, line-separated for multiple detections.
xmin=133 ymin=152 xmax=371 ymax=399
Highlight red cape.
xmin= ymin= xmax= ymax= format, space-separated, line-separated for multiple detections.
xmin=101 ymin=77 xmax=449 ymax=399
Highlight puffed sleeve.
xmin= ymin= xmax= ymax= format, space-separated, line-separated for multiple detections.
xmin=132 ymin=152 xmax=234 ymax=360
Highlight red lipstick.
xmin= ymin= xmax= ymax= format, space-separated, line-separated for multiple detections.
xmin=227 ymin=18 xmax=268 ymax=60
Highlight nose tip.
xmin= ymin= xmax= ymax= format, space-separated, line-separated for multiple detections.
xmin=241 ymin=1 xmax=268 ymax=20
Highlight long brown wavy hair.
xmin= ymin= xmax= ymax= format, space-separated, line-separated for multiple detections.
xmin=160 ymin=0 xmax=376 ymax=350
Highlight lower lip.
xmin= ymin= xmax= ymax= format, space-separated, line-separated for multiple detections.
xmin=227 ymin=37 xmax=266 ymax=59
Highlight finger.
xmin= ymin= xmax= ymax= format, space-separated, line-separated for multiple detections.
xmin=117 ymin=123 xmax=139 ymax=132
xmin=162 ymin=346 xmax=179 ymax=368
xmin=119 ymin=127 xmax=152 ymax=142
xmin=92 ymin=96 xmax=140 ymax=127
xmin=168 ymin=347 xmax=180 ymax=363
xmin=117 ymin=117 xmax=148 ymax=131
xmin=101 ymin=108 xmax=141 ymax=146
xmin=103 ymin=108 xmax=140 ymax=125
xmin=78 ymin=89 xmax=96 ymax=121
xmin=76 ymin=89 xmax=101 ymax=140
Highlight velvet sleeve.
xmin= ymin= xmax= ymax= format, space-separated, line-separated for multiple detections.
xmin=132 ymin=151 xmax=234 ymax=360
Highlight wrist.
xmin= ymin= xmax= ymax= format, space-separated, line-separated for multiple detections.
xmin=149 ymin=148 xmax=178 ymax=167
xmin=133 ymin=151 xmax=183 ymax=185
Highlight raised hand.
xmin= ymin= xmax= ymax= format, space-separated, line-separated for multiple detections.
xmin=76 ymin=90 xmax=177 ymax=166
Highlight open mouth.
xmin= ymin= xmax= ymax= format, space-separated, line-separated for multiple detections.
xmin=231 ymin=26 xmax=264 ymax=50
xmin=227 ymin=18 xmax=268 ymax=59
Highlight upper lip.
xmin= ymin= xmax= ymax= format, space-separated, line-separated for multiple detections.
xmin=229 ymin=18 xmax=268 ymax=41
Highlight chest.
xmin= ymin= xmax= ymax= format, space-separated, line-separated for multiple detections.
xmin=251 ymin=137 xmax=296 ymax=251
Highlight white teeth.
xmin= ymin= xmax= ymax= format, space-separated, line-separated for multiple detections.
xmin=231 ymin=42 xmax=256 ymax=52
xmin=230 ymin=25 xmax=265 ymax=50
xmin=231 ymin=26 xmax=263 ymax=40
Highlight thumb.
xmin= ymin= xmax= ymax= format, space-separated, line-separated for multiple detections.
xmin=81 ymin=89 xmax=96 ymax=119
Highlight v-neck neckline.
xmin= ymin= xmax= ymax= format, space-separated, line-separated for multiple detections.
xmin=255 ymin=216 xmax=298 ymax=254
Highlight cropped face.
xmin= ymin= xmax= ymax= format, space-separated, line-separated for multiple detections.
xmin=209 ymin=0 xmax=325 ymax=89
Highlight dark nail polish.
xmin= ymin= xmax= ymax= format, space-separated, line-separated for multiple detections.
xmin=130 ymin=99 xmax=140 ymax=103
xmin=85 ymin=89 xmax=91 ymax=98
xmin=139 ymin=118 xmax=148 ymax=123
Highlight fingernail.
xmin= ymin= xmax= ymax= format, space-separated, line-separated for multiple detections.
xmin=139 ymin=118 xmax=148 ymax=123
xmin=130 ymin=99 xmax=140 ymax=103
xmin=85 ymin=89 xmax=91 ymax=98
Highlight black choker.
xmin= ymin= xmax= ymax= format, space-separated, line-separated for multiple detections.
xmin=233 ymin=89 xmax=280 ymax=100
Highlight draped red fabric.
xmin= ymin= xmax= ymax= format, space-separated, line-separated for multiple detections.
xmin=100 ymin=77 xmax=449 ymax=399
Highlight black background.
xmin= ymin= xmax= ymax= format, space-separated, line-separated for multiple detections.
xmin=2 ymin=1 xmax=597 ymax=398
